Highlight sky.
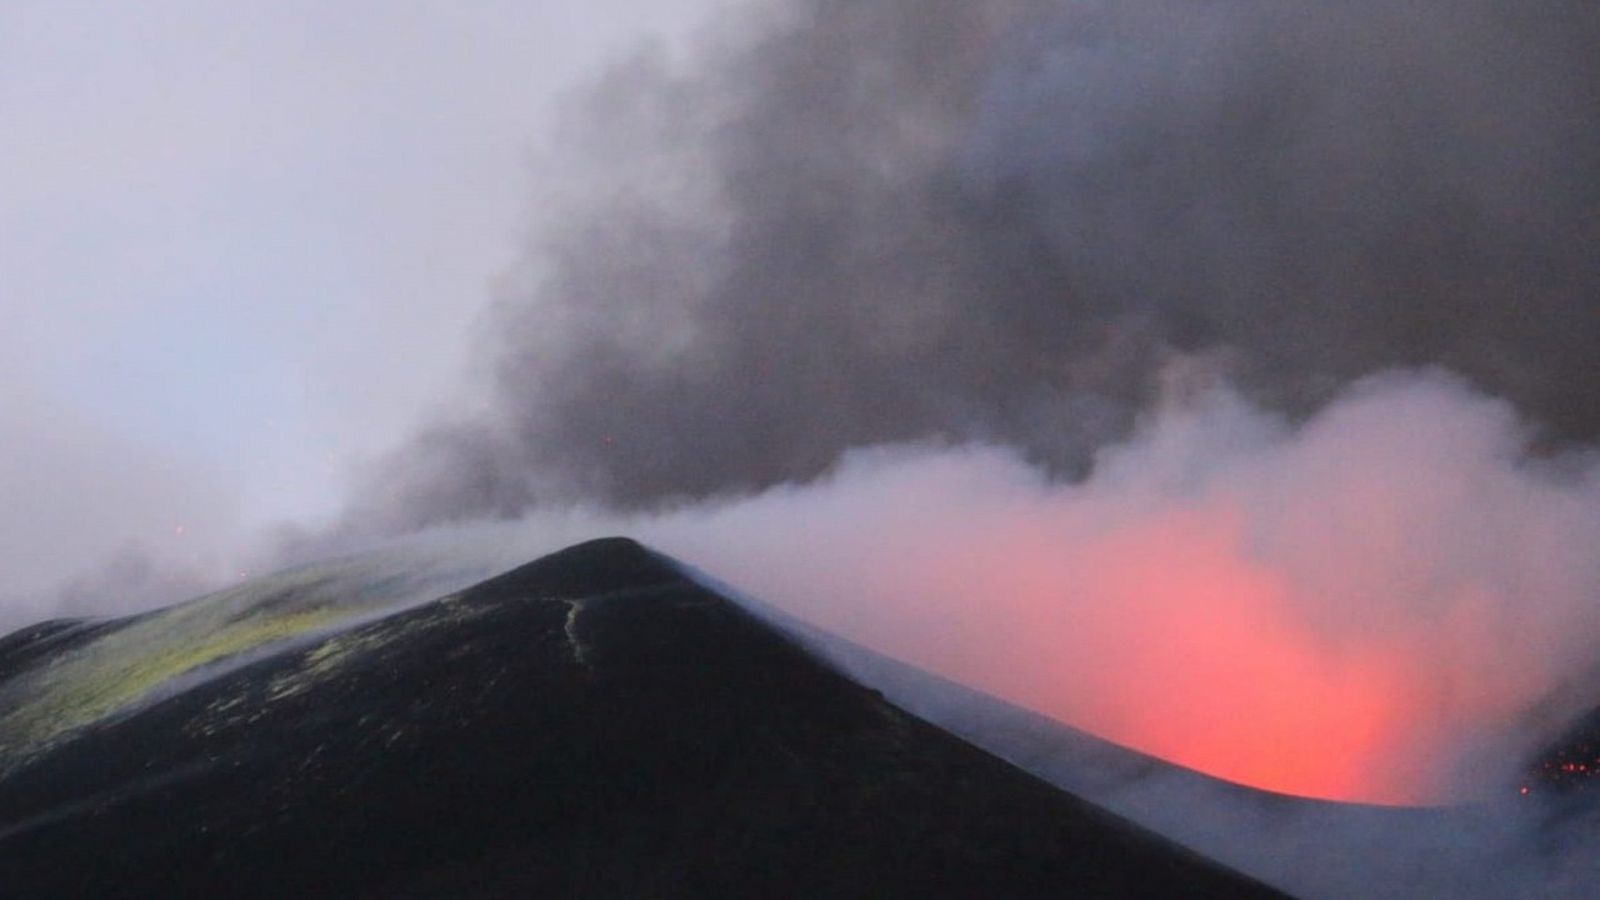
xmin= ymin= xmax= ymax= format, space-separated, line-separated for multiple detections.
xmin=0 ymin=0 xmax=720 ymax=600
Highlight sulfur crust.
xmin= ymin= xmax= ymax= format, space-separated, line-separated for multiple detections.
xmin=0 ymin=554 xmax=489 ymax=775
xmin=0 ymin=605 xmax=355 ymax=770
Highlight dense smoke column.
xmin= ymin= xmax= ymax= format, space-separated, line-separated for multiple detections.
xmin=973 ymin=1 xmax=1600 ymax=429
xmin=354 ymin=0 xmax=1600 ymax=532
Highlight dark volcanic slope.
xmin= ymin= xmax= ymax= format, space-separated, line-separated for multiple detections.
xmin=0 ymin=538 xmax=1281 ymax=899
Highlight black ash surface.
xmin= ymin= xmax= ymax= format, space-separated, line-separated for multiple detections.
xmin=0 ymin=538 xmax=1282 ymax=899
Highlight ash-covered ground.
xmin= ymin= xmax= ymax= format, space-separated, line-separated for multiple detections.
xmin=0 ymin=539 xmax=1280 ymax=899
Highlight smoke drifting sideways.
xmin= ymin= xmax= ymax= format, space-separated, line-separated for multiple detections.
xmin=401 ymin=371 xmax=1600 ymax=808
xmin=350 ymin=0 xmax=1600 ymax=530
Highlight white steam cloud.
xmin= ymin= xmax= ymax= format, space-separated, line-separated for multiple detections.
xmin=408 ymin=369 xmax=1600 ymax=806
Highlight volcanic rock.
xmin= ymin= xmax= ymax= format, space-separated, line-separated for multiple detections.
xmin=0 ymin=538 xmax=1282 ymax=898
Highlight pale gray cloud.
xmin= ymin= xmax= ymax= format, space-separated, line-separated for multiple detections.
xmin=0 ymin=0 xmax=721 ymax=612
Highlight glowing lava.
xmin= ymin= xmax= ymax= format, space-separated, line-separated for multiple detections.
xmin=947 ymin=508 xmax=1426 ymax=803
xmin=650 ymin=376 xmax=1600 ymax=806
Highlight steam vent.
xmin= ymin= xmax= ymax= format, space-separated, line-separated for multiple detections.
xmin=0 ymin=538 xmax=1280 ymax=898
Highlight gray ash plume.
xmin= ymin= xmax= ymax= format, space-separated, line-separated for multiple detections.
xmin=352 ymin=0 xmax=1600 ymax=531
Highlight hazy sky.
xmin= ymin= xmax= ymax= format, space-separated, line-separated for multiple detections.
xmin=1 ymin=1 xmax=718 ymax=597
